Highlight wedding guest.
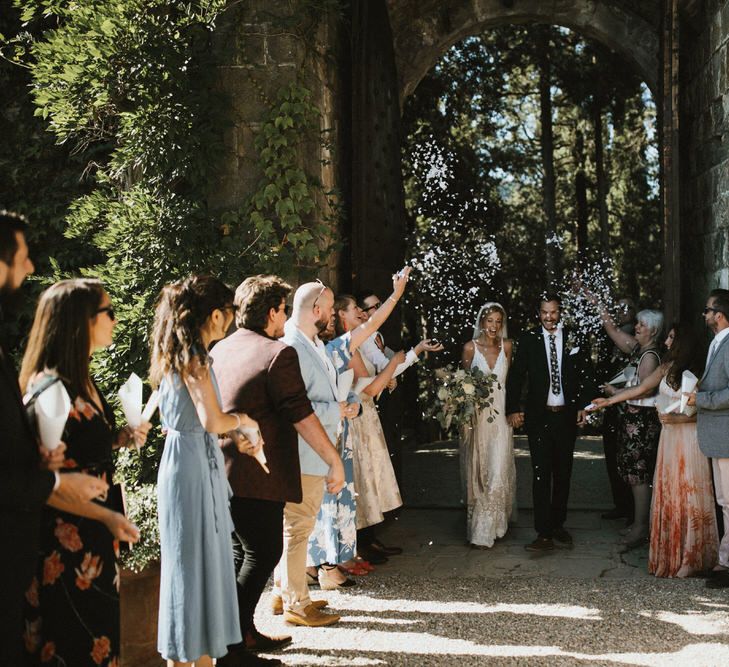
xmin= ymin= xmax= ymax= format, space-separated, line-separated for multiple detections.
xmin=211 ymin=275 xmax=343 ymax=657
xmin=307 ymin=295 xmax=409 ymax=586
xmin=273 ymin=281 xmax=351 ymax=627
xmin=599 ymin=308 xmax=663 ymax=548
xmin=150 ymin=276 xmax=262 ymax=667
xmin=332 ymin=295 xmax=406 ymax=567
xmin=687 ymin=289 xmax=729 ymax=588
xmin=505 ymin=293 xmax=595 ymax=551
xmin=0 ymin=213 xmax=107 ymax=666
xmin=356 ymin=290 xmax=442 ymax=559
xmin=277 ymin=270 xmax=409 ymax=623
xmin=593 ymin=323 xmax=718 ymax=576
xmin=20 ymin=278 xmax=147 ymax=666
xmin=595 ymin=297 xmax=636 ymax=521
xmin=461 ymin=302 xmax=515 ymax=548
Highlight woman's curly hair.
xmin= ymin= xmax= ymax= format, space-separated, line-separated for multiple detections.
xmin=149 ymin=275 xmax=233 ymax=386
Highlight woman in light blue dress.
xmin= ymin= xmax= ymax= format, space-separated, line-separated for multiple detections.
xmin=306 ymin=327 xmax=358 ymax=585
xmin=150 ymin=276 xmax=261 ymax=667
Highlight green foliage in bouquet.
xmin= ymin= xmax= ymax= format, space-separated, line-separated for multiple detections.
xmin=426 ymin=364 xmax=499 ymax=436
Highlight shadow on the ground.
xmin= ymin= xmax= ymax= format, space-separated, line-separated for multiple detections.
xmin=257 ymin=576 xmax=729 ymax=666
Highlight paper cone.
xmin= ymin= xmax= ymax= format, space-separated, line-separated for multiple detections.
xmin=36 ymin=381 xmax=71 ymax=450
xmin=680 ymin=371 xmax=699 ymax=414
xmin=141 ymin=390 xmax=160 ymax=422
xmin=119 ymin=373 xmax=143 ymax=428
xmin=655 ymin=393 xmax=680 ymax=415
xmin=337 ymin=369 xmax=354 ymax=402
xmin=239 ymin=425 xmax=269 ymax=474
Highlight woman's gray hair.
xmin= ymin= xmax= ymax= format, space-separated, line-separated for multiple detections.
xmin=637 ymin=309 xmax=664 ymax=342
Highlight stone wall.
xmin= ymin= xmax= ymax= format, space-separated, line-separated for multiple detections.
xmin=680 ymin=0 xmax=729 ymax=314
xmin=210 ymin=1 xmax=343 ymax=288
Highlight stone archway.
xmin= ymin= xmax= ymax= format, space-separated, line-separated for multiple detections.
xmin=387 ymin=1 xmax=661 ymax=102
xmin=349 ymin=0 xmax=678 ymax=324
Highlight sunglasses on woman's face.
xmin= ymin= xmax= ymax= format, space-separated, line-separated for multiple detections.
xmin=364 ymin=302 xmax=381 ymax=313
xmin=96 ymin=306 xmax=116 ymax=321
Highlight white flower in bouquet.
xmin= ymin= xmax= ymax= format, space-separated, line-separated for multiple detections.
xmin=462 ymin=382 xmax=475 ymax=395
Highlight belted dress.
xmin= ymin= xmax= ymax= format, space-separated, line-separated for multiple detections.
xmin=156 ymin=370 xmax=241 ymax=662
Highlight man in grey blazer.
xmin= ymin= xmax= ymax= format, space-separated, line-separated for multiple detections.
xmin=271 ymin=281 xmax=351 ymax=626
xmin=688 ymin=288 xmax=729 ymax=588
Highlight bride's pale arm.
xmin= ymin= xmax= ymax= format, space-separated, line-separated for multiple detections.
xmin=461 ymin=341 xmax=475 ymax=370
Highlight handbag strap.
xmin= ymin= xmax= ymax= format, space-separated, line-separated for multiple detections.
xmin=23 ymin=374 xmax=62 ymax=406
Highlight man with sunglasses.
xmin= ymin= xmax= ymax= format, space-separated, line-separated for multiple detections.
xmin=687 ymin=288 xmax=729 ymax=588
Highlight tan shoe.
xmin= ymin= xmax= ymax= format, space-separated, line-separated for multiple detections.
xmin=283 ymin=603 xmax=340 ymax=627
xmin=271 ymin=595 xmax=327 ymax=616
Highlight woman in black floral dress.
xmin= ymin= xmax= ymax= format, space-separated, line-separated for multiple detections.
xmin=19 ymin=279 xmax=149 ymax=667
xmin=600 ymin=308 xmax=664 ymax=549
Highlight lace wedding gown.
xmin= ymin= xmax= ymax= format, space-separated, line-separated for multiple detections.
xmin=460 ymin=344 xmax=516 ymax=547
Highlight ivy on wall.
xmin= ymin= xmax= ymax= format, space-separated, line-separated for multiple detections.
xmin=2 ymin=0 xmax=339 ymax=570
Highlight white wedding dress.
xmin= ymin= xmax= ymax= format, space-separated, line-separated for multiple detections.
xmin=460 ymin=343 xmax=517 ymax=547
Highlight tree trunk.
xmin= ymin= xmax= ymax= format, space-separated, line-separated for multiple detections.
xmin=536 ymin=26 xmax=558 ymax=285
xmin=593 ymin=103 xmax=610 ymax=256
xmin=574 ymin=129 xmax=589 ymax=258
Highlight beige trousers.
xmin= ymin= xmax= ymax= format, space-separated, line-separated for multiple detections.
xmin=273 ymin=474 xmax=326 ymax=615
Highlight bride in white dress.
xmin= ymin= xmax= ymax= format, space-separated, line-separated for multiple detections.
xmin=460 ymin=302 xmax=517 ymax=547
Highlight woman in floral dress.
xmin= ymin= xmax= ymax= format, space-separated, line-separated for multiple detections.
xmin=593 ymin=322 xmax=718 ymax=576
xmin=20 ymin=279 xmax=148 ymax=667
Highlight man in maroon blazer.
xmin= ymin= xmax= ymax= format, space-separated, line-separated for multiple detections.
xmin=211 ymin=275 xmax=344 ymax=663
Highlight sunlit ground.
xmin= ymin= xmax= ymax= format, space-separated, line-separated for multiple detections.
xmin=256 ymin=579 xmax=729 ymax=666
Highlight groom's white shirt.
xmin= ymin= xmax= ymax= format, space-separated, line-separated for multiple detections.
xmin=542 ymin=324 xmax=566 ymax=406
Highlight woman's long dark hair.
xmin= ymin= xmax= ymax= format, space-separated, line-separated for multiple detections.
xmin=664 ymin=321 xmax=705 ymax=390
xmin=149 ymin=275 xmax=234 ymax=386
xmin=19 ymin=279 xmax=106 ymax=398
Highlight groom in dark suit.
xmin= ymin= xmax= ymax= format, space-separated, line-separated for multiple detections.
xmin=506 ymin=293 xmax=595 ymax=551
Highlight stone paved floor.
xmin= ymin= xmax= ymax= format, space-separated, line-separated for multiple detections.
xmin=253 ymin=438 xmax=729 ymax=666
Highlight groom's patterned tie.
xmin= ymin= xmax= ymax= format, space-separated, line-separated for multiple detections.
xmin=549 ymin=334 xmax=561 ymax=395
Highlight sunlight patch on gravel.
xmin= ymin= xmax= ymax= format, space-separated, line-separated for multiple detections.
xmin=638 ymin=610 xmax=729 ymax=635
xmin=324 ymin=592 xmax=602 ymax=620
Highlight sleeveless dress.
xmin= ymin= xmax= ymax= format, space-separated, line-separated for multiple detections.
xmin=156 ymin=371 xmax=241 ymax=662
xmin=649 ymin=376 xmax=718 ymax=577
xmin=24 ymin=386 xmax=122 ymax=667
xmin=617 ymin=348 xmax=662 ymax=485
xmin=307 ymin=334 xmax=358 ymax=566
xmin=351 ymin=354 xmax=403 ymax=529
xmin=460 ymin=344 xmax=516 ymax=547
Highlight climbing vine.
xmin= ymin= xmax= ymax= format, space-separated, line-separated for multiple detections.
xmin=1 ymin=0 xmax=341 ymax=571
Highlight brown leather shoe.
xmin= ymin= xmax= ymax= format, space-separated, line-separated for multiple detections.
xmin=524 ymin=536 xmax=555 ymax=552
xmin=271 ymin=595 xmax=327 ymax=616
xmin=283 ymin=603 xmax=340 ymax=627
xmin=245 ymin=628 xmax=292 ymax=652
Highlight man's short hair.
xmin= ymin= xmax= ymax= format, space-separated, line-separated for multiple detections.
xmin=538 ymin=292 xmax=562 ymax=308
xmin=0 ymin=211 xmax=28 ymax=265
xmin=709 ymin=288 xmax=729 ymax=318
xmin=235 ymin=275 xmax=292 ymax=332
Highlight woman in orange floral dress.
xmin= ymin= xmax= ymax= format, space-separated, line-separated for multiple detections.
xmin=19 ymin=280 xmax=149 ymax=666
xmin=593 ymin=322 xmax=719 ymax=577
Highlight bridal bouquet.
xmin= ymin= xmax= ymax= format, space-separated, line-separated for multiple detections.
xmin=427 ymin=365 xmax=499 ymax=433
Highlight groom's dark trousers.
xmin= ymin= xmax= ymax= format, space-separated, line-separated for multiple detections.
xmin=526 ymin=409 xmax=577 ymax=536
